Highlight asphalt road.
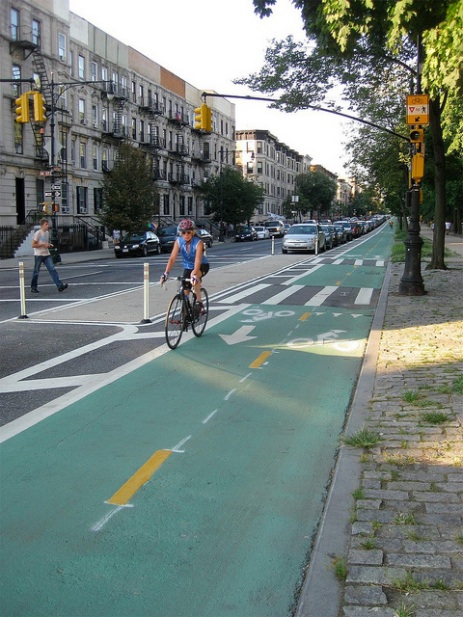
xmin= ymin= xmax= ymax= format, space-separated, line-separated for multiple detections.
xmin=0 ymin=226 xmax=393 ymax=617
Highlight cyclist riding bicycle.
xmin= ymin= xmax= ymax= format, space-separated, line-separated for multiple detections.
xmin=160 ymin=219 xmax=210 ymax=304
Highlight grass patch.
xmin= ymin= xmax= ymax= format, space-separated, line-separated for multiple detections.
xmin=391 ymin=229 xmax=433 ymax=263
xmin=394 ymin=512 xmax=416 ymax=525
xmin=343 ymin=427 xmax=382 ymax=449
xmin=395 ymin=604 xmax=415 ymax=617
xmin=360 ymin=538 xmax=377 ymax=550
xmin=422 ymin=412 xmax=449 ymax=424
xmin=352 ymin=487 xmax=365 ymax=500
xmin=330 ymin=556 xmax=348 ymax=580
xmin=453 ymin=375 xmax=463 ymax=395
xmin=392 ymin=571 xmax=426 ymax=592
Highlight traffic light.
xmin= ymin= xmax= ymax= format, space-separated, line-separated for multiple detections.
xmin=15 ymin=93 xmax=30 ymax=123
xmin=32 ymin=91 xmax=47 ymax=122
xmin=203 ymin=104 xmax=212 ymax=132
xmin=409 ymin=128 xmax=424 ymax=143
xmin=194 ymin=104 xmax=212 ymax=131
xmin=411 ymin=153 xmax=425 ymax=181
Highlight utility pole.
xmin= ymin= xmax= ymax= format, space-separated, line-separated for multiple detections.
xmin=399 ymin=36 xmax=426 ymax=296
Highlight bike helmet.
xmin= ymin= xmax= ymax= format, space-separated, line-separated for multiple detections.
xmin=178 ymin=218 xmax=196 ymax=232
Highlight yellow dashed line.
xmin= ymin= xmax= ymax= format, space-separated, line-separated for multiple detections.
xmin=107 ymin=449 xmax=172 ymax=506
xmin=249 ymin=351 xmax=272 ymax=368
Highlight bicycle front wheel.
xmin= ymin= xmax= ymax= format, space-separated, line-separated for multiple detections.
xmin=165 ymin=294 xmax=185 ymax=349
xmin=192 ymin=287 xmax=209 ymax=337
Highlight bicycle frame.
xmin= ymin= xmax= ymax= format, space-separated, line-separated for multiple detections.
xmin=164 ymin=277 xmax=209 ymax=349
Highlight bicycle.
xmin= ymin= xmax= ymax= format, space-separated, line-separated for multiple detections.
xmin=164 ymin=277 xmax=209 ymax=349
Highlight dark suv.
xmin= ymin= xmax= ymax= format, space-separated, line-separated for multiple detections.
xmin=156 ymin=226 xmax=179 ymax=252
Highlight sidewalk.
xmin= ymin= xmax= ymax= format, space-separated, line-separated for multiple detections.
xmin=298 ymin=232 xmax=463 ymax=616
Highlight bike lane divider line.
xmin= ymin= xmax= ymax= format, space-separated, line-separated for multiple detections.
xmin=249 ymin=350 xmax=273 ymax=368
xmin=106 ymin=449 xmax=173 ymax=507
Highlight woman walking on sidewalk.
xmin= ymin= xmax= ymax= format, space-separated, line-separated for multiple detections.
xmin=30 ymin=219 xmax=68 ymax=293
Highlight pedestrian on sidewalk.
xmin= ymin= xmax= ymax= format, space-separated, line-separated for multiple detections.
xmin=30 ymin=219 xmax=68 ymax=293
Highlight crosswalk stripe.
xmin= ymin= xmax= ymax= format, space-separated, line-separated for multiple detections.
xmin=355 ymin=288 xmax=374 ymax=304
xmin=305 ymin=286 xmax=338 ymax=306
xmin=262 ymin=285 xmax=305 ymax=305
xmin=218 ymin=283 xmax=270 ymax=304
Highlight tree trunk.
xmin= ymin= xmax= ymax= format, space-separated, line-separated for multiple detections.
xmin=426 ymin=96 xmax=447 ymax=270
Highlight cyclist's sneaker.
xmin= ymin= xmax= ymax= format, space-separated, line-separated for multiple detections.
xmin=194 ymin=301 xmax=204 ymax=318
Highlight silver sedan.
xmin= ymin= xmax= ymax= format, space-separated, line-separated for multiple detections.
xmin=281 ymin=224 xmax=326 ymax=253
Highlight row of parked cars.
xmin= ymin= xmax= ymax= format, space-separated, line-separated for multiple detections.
xmin=235 ymin=220 xmax=287 ymax=242
xmin=281 ymin=216 xmax=387 ymax=254
xmin=114 ymin=225 xmax=214 ymax=258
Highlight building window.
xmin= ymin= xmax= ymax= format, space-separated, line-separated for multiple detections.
xmin=80 ymin=142 xmax=86 ymax=168
xmin=58 ymin=33 xmax=66 ymax=60
xmin=139 ymin=84 xmax=144 ymax=104
xmin=94 ymin=188 xmax=103 ymax=212
xmin=92 ymin=144 xmax=98 ymax=170
xmin=78 ymin=55 xmax=85 ymax=80
xmin=14 ymin=123 xmax=23 ymax=154
xmin=121 ymin=75 xmax=127 ymax=97
xmin=92 ymin=104 xmax=98 ymax=128
xmin=91 ymin=61 xmax=97 ymax=81
xmin=76 ymin=186 xmax=88 ymax=213
xmin=32 ymin=19 xmax=40 ymax=45
xmin=139 ymin=120 xmax=144 ymax=143
xmin=10 ymin=9 xmax=19 ymax=41
xmin=12 ymin=65 xmax=21 ymax=96
xmin=102 ymin=107 xmax=107 ymax=132
xmin=79 ymin=99 xmax=85 ymax=124
xmin=131 ymin=80 xmax=136 ymax=103
xmin=102 ymin=147 xmax=109 ymax=172
xmin=131 ymin=118 xmax=136 ymax=140
xmin=101 ymin=66 xmax=108 ymax=82
xmin=71 ymin=140 xmax=76 ymax=164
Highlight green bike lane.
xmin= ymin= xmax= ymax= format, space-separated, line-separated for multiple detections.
xmin=0 ymin=230 xmax=393 ymax=617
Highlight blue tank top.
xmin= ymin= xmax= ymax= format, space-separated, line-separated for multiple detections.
xmin=178 ymin=235 xmax=208 ymax=270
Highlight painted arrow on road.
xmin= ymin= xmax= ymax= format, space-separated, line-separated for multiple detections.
xmin=219 ymin=325 xmax=257 ymax=345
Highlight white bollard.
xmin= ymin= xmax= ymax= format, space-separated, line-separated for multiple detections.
xmin=271 ymin=236 xmax=275 ymax=255
xmin=18 ymin=262 xmax=28 ymax=319
xmin=141 ymin=262 xmax=151 ymax=323
xmin=315 ymin=237 xmax=319 ymax=255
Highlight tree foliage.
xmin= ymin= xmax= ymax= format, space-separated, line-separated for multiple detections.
xmin=201 ymin=167 xmax=265 ymax=227
xmin=99 ymin=143 xmax=158 ymax=233
xmin=244 ymin=0 xmax=463 ymax=268
xmin=294 ymin=171 xmax=337 ymax=219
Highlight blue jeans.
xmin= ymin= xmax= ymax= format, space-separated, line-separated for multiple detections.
xmin=31 ymin=255 xmax=63 ymax=290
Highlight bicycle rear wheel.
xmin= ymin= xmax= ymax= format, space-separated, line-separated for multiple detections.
xmin=192 ymin=287 xmax=209 ymax=337
xmin=165 ymin=294 xmax=184 ymax=349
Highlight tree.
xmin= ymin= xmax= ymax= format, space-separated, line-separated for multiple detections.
xmin=99 ymin=143 xmax=158 ymax=234
xmin=201 ymin=167 xmax=265 ymax=227
xmin=243 ymin=0 xmax=463 ymax=268
xmin=295 ymin=170 xmax=337 ymax=219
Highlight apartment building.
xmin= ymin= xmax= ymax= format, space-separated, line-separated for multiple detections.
xmin=235 ymin=129 xmax=303 ymax=221
xmin=0 ymin=0 xmax=235 ymax=252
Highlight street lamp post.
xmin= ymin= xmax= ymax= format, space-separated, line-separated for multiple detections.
xmin=47 ymin=76 xmax=114 ymax=262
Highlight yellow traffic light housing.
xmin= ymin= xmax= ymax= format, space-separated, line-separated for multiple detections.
xmin=32 ymin=91 xmax=47 ymax=122
xmin=194 ymin=103 xmax=212 ymax=131
xmin=409 ymin=128 xmax=424 ymax=144
xmin=15 ymin=93 xmax=30 ymax=123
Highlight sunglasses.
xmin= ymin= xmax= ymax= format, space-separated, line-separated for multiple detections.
xmin=181 ymin=230 xmax=193 ymax=234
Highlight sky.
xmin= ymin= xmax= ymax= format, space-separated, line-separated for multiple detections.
xmin=69 ymin=0 xmax=351 ymax=177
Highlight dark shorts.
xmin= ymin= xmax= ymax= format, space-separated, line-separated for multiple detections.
xmin=183 ymin=263 xmax=209 ymax=288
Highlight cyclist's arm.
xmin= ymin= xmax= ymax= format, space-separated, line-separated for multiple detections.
xmin=191 ymin=238 xmax=204 ymax=280
xmin=161 ymin=238 xmax=180 ymax=281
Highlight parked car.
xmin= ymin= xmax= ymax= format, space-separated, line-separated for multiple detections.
xmin=282 ymin=224 xmax=326 ymax=253
xmin=235 ymin=225 xmax=258 ymax=241
xmin=254 ymin=225 xmax=270 ymax=240
xmin=263 ymin=220 xmax=286 ymax=237
xmin=114 ymin=231 xmax=161 ymax=258
xmin=197 ymin=228 xmax=213 ymax=248
xmin=156 ymin=225 xmax=179 ymax=252
xmin=320 ymin=225 xmax=334 ymax=250
xmin=329 ymin=224 xmax=342 ymax=246
xmin=334 ymin=223 xmax=347 ymax=244
xmin=341 ymin=222 xmax=353 ymax=241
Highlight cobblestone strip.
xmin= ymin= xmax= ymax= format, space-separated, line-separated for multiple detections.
xmin=341 ymin=264 xmax=463 ymax=617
